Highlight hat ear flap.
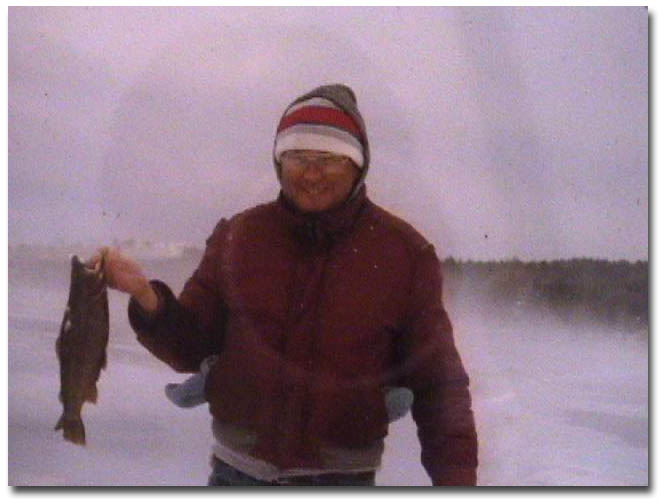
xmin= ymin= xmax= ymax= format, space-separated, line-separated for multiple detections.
xmin=274 ymin=158 xmax=283 ymax=180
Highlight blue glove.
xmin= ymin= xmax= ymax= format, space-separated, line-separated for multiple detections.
xmin=384 ymin=387 xmax=414 ymax=422
xmin=165 ymin=355 xmax=217 ymax=408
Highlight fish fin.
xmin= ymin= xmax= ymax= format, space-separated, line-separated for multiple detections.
xmin=56 ymin=310 xmax=71 ymax=358
xmin=86 ymin=383 xmax=98 ymax=404
xmin=55 ymin=414 xmax=86 ymax=446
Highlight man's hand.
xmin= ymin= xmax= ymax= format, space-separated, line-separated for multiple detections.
xmin=91 ymin=247 xmax=159 ymax=313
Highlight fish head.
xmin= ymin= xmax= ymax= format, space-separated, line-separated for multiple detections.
xmin=70 ymin=254 xmax=107 ymax=296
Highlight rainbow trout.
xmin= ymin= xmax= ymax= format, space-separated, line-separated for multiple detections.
xmin=55 ymin=253 xmax=109 ymax=445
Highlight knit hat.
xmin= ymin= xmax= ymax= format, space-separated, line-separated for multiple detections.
xmin=273 ymin=84 xmax=370 ymax=187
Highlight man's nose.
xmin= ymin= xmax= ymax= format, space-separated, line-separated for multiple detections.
xmin=301 ymin=163 xmax=324 ymax=182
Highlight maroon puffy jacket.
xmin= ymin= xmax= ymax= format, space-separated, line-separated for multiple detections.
xmin=129 ymin=187 xmax=478 ymax=485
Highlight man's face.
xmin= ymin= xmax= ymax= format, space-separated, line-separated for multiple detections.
xmin=280 ymin=150 xmax=361 ymax=213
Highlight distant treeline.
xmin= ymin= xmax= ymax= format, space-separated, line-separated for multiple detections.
xmin=441 ymin=258 xmax=648 ymax=332
xmin=8 ymin=246 xmax=648 ymax=333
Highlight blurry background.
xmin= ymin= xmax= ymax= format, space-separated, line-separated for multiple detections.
xmin=8 ymin=6 xmax=647 ymax=261
xmin=7 ymin=6 xmax=648 ymax=486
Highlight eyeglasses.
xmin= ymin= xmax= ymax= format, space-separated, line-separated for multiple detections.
xmin=280 ymin=151 xmax=352 ymax=169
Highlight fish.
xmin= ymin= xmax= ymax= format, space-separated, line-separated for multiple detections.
xmin=55 ymin=252 xmax=109 ymax=445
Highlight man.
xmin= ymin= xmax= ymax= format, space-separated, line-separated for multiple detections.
xmin=102 ymin=84 xmax=478 ymax=486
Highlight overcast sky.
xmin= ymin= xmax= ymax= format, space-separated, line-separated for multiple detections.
xmin=8 ymin=6 xmax=648 ymax=260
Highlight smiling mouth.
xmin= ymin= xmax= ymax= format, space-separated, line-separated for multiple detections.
xmin=301 ymin=187 xmax=328 ymax=195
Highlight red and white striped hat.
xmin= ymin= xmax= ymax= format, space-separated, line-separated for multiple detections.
xmin=274 ymin=85 xmax=368 ymax=170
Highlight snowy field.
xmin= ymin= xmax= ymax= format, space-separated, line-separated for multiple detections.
xmin=7 ymin=257 xmax=648 ymax=486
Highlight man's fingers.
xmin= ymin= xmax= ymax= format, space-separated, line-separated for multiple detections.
xmin=88 ymin=246 xmax=147 ymax=296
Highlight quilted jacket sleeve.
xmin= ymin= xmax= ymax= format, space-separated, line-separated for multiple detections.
xmin=399 ymin=244 xmax=478 ymax=486
xmin=128 ymin=219 xmax=229 ymax=372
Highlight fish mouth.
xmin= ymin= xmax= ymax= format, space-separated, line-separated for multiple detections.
xmin=71 ymin=254 xmax=105 ymax=278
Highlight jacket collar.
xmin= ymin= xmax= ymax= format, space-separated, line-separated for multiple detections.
xmin=277 ymin=185 xmax=368 ymax=247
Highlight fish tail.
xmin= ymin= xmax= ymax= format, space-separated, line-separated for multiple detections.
xmin=55 ymin=414 xmax=86 ymax=446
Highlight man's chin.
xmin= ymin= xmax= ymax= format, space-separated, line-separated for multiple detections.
xmin=295 ymin=197 xmax=335 ymax=214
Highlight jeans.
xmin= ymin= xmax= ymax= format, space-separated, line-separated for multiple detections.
xmin=208 ymin=457 xmax=376 ymax=487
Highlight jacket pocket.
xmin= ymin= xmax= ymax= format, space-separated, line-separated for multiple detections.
xmin=319 ymin=386 xmax=389 ymax=448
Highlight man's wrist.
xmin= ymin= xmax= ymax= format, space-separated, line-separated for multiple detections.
xmin=134 ymin=281 xmax=159 ymax=313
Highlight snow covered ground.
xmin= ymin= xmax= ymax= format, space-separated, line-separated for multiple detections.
xmin=7 ymin=258 xmax=648 ymax=486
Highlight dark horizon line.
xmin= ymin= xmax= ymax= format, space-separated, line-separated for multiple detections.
xmin=7 ymin=242 xmax=648 ymax=264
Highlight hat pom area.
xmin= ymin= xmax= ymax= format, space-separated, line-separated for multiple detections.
xmin=318 ymin=83 xmax=358 ymax=105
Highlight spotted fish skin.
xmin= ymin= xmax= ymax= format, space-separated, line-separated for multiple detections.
xmin=55 ymin=253 xmax=109 ymax=445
